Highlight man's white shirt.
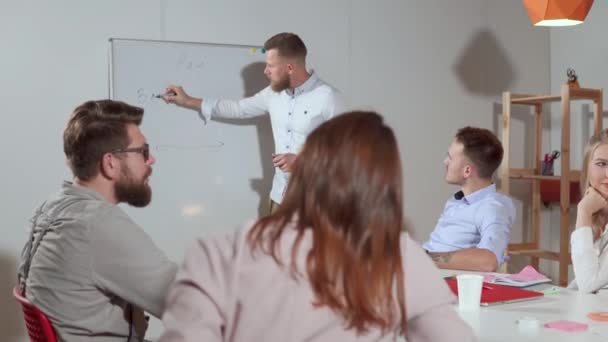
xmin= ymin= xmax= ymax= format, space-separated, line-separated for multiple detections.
xmin=200 ymin=71 xmax=345 ymax=203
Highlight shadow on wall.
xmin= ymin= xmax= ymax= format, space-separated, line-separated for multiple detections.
xmin=213 ymin=61 xmax=274 ymax=217
xmin=453 ymin=29 xmax=515 ymax=97
xmin=0 ymin=252 xmax=26 ymax=341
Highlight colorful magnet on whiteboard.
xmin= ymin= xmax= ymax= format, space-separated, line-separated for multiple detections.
xmin=261 ymin=48 xmax=266 ymax=53
xmin=250 ymin=48 xmax=257 ymax=54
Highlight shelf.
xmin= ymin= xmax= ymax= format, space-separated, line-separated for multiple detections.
xmin=571 ymin=87 xmax=603 ymax=100
xmin=508 ymin=168 xmax=581 ymax=181
xmin=540 ymin=179 xmax=581 ymax=204
xmin=507 ymin=168 xmax=582 ymax=203
xmin=511 ymin=95 xmax=561 ymax=105
xmin=508 ymin=242 xmax=536 ymax=250
xmin=510 ymin=174 xmax=560 ymax=181
xmin=501 ymin=84 xmax=602 ymax=286
xmin=507 ymin=249 xmax=571 ymax=263
xmin=510 ymin=88 xmax=602 ymax=105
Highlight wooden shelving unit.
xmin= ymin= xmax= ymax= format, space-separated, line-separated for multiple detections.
xmin=500 ymin=84 xmax=603 ymax=286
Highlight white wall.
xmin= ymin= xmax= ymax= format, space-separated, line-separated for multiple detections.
xmin=0 ymin=1 xmax=549 ymax=340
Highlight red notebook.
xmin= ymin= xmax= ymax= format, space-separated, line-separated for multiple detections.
xmin=445 ymin=277 xmax=544 ymax=306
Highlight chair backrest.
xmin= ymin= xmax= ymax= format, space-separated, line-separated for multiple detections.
xmin=12 ymin=286 xmax=57 ymax=342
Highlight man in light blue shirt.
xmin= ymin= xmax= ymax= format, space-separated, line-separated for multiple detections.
xmin=423 ymin=127 xmax=515 ymax=272
xmin=163 ymin=33 xmax=345 ymax=212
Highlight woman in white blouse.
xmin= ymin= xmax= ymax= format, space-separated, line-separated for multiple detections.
xmin=571 ymin=128 xmax=608 ymax=293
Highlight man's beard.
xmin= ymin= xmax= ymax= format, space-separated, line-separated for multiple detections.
xmin=270 ymin=74 xmax=290 ymax=92
xmin=114 ymin=166 xmax=152 ymax=207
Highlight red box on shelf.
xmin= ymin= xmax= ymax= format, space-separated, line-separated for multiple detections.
xmin=540 ymin=180 xmax=581 ymax=204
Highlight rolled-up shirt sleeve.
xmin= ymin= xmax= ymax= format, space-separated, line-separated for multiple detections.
xmin=475 ymin=199 xmax=515 ymax=265
xmin=200 ymin=87 xmax=270 ymax=123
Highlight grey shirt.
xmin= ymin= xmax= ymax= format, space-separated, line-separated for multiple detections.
xmin=18 ymin=181 xmax=177 ymax=341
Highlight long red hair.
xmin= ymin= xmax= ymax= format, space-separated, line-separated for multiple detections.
xmin=248 ymin=111 xmax=406 ymax=334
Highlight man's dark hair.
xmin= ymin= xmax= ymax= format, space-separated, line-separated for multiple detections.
xmin=264 ymin=32 xmax=307 ymax=61
xmin=63 ymin=100 xmax=143 ymax=181
xmin=455 ymin=126 xmax=503 ymax=179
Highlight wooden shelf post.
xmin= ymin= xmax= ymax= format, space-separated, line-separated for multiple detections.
xmin=500 ymin=84 xmax=603 ymax=286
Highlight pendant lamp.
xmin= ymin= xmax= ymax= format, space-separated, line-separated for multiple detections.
xmin=522 ymin=0 xmax=594 ymax=26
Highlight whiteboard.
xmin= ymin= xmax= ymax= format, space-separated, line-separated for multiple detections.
xmin=109 ymin=38 xmax=272 ymax=261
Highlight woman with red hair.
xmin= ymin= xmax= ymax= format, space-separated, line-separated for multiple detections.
xmin=160 ymin=111 xmax=474 ymax=341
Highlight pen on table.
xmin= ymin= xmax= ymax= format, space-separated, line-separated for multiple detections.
xmin=154 ymin=91 xmax=177 ymax=98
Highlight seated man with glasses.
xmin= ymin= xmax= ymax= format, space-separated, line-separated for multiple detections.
xmin=17 ymin=100 xmax=177 ymax=341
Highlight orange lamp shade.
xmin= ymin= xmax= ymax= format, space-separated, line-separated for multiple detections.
xmin=523 ymin=0 xmax=594 ymax=26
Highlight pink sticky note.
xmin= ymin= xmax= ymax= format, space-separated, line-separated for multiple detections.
xmin=544 ymin=320 xmax=588 ymax=332
xmin=506 ymin=265 xmax=548 ymax=282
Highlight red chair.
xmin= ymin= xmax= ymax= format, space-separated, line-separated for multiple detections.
xmin=12 ymin=286 xmax=57 ymax=342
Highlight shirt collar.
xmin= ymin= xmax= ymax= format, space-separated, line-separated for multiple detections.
xmin=454 ymin=183 xmax=496 ymax=205
xmin=286 ymin=70 xmax=318 ymax=96
xmin=62 ymin=180 xmax=108 ymax=202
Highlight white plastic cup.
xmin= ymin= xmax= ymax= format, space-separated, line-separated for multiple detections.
xmin=456 ymin=274 xmax=483 ymax=310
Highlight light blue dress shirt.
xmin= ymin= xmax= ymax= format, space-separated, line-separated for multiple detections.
xmin=423 ymin=184 xmax=516 ymax=265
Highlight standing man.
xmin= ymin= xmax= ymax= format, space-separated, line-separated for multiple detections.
xmin=423 ymin=127 xmax=516 ymax=272
xmin=18 ymin=100 xmax=177 ymax=341
xmin=163 ymin=32 xmax=345 ymax=212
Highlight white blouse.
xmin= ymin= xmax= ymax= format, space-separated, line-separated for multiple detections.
xmin=570 ymin=225 xmax=608 ymax=292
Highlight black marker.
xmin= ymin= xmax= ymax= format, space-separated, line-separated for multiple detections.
xmin=154 ymin=91 xmax=177 ymax=98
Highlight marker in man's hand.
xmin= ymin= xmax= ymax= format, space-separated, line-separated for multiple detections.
xmin=154 ymin=91 xmax=177 ymax=98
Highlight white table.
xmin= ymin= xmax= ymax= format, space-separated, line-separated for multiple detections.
xmin=439 ymin=269 xmax=608 ymax=341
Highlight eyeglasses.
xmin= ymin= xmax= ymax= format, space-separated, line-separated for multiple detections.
xmin=111 ymin=143 xmax=150 ymax=162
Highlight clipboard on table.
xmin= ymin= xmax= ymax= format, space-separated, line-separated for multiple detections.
xmin=445 ymin=277 xmax=544 ymax=306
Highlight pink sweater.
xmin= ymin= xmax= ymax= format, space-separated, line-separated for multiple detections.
xmin=159 ymin=223 xmax=475 ymax=341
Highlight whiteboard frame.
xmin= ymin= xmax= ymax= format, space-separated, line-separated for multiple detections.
xmin=108 ymin=37 xmax=265 ymax=99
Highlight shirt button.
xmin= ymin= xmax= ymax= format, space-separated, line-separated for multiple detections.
xmin=288 ymin=129 xmax=291 ymax=133
xmin=286 ymin=145 xmax=290 ymax=149
xmin=288 ymin=112 xmax=292 ymax=116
